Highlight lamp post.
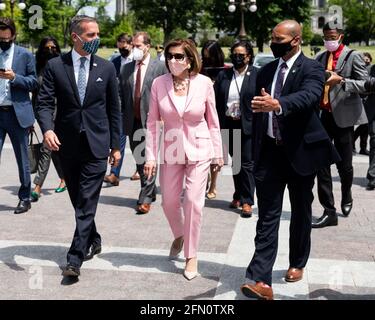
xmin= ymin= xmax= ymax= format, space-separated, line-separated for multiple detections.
xmin=228 ymin=0 xmax=257 ymax=40
xmin=0 ymin=0 xmax=27 ymax=19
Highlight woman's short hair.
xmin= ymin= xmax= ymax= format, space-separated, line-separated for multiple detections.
xmin=164 ymin=38 xmax=201 ymax=76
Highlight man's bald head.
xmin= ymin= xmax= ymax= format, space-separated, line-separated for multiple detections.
xmin=274 ymin=20 xmax=302 ymax=38
xmin=271 ymin=20 xmax=302 ymax=60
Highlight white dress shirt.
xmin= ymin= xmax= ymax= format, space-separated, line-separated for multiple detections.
xmin=133 ymin=53 xmax=151 ymax=96
xmin=0 ymin=43 xmax=15 ymax=106
xmin=121 ymin=52 xmax=133 ymax=68
xmin=227 ymin=65 xmax=248 ymax=112
xmin=267 ymin=49 xmax=302 ymax=138
xmin=72 ymin=48 xmax=90 ymax=86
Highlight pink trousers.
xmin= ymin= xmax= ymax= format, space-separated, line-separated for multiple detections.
xmin=159 ymin=159 xmax=211 ymax=258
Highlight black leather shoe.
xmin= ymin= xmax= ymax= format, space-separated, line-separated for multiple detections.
xmin=366 ymin=182 xmax=375 ymax=190
xmin=359 ymin=149 xmax=370 ymax=156
xmin=14 ymin=200 xmax=31 ymax=214
xmin=84 ymin=243 xmax=102 ymax=261
xmin=341 ymin=202 xmax=353 ymax=217
xmin=312 ymin=213 xmax=338 ymax=228
xmin=62 ymin=264 xmax=80 ymax=277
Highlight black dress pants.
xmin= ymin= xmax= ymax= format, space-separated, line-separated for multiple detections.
xmin=317 ymin=110 xmax=353 ymax=214
xmin=59 ymin=133 xmax=107 ymax=268
xmin=129 ymin=119 xmax=157 ymax=204
xmin=246 ymin=136 xmax=315 ymax=286
xmin=224 ymin=117 xmax=255 ymax=205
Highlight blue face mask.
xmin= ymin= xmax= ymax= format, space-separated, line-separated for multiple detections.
xmin=77 ymin=35 xmax=100 ymax=55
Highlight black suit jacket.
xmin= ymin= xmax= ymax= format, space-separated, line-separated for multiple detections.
xmin=214 ymin=65 xmax=257 ymax=136
xmin=253 ymin=53 xmax=340 ymax=176
xmin=112 ymin=55 xmax=121 ymax=77
xmin=36 ymin=52 xmax=121 ymax=159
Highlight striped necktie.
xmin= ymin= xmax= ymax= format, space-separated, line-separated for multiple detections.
xmin=0 ymin=51 xmax=8 ymax=104
xmin=78 ymin=57 xmax=87 ymax=105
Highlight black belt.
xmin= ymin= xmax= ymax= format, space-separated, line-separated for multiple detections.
xmin=265 ymin=135 xmax=284 ymax=146
xmin=0 ymin=105 xmax=12 ymax=112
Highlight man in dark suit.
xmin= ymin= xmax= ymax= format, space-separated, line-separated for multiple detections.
xmin=0 ymin=17 xmax=38 ymax=214
xmin=104 ymin=33 xmax=133 ymax=186
xmin=214 ymin=40 xmax=257 ymax=217
xmin=36 ymin=15 xmax=121 ymax=278
xmin=119 ymin=31 xmax=167 ymax=214
xmin=240 ymin=20 xmax=339 ymax=300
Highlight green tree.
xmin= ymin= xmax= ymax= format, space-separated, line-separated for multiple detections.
xmin=20 ymin=0 xmax=106 ymax=48
xmin=128 ymin=0 xmax=209 ymax=43
xmin=330 ymin=0 xmax=375 ymax=46
xmin=210 ymin=0 xmax=311 ymax=52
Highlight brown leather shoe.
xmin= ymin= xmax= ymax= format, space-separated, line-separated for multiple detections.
xmin=130 ymin=171 xmax=140 ymax=181
xmin=137 ymin=203 xmax=151 ymax=214
xmin=241 ymin=203 xmax=252 ymax=217
xmin=241 ymin=282 xmax=274 ymax=300
xmin=285 ymin=268 xmax=303 ymax=282
xmin=229 ymin=199 xmax=241 ymax=209
xmin=104 ymin=174 xmax=119 ymax=186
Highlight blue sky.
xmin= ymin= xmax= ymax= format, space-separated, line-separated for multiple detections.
xmin=81 ymin=0 xmax=116 ymax=19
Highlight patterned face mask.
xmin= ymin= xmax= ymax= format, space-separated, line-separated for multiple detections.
xmin=77 ymin=35 xmax=100 ymax=55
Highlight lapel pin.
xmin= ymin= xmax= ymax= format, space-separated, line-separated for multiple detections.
xmin=246 ymin=71 xmax=251 ymax=76
xmin=93 ymin=63 xmax=97 ymax=67
xmin=96 ymin=77 xmax=103 ymax=82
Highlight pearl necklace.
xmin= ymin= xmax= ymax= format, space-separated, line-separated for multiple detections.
xmin=173 ymin=77 xmax=190 ymax=92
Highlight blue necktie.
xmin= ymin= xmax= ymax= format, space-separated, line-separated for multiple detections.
xmin=78 ymin=57 xmax=87 ymax=105
xmin=0 ymin=51 xmax=8 ymax=104
xmin=272 ymin=62 xmax=288 ymax=142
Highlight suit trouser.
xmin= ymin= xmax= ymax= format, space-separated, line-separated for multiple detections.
xmin=353 ymin=124 xmax=369 ymax=151
xmin=317 ymin=110 xmax=353 ymax=214
xmin=246 ymin=137 xmax=315 ymax=286
xmin=224 ymin=120 xmax=255 ymax=205
xmin=129 ymin=119 xmax=157 ymax=204
xmin=368 ymin=119 xmax=375 ymax=185
xmin=159 ymin=158 xmax=211 ymax=258
xmin=0 ymin=107 xmax=31 ymax=201
xmin=59 ymin=133 xmax=106 ymax=268
xmin=33 ymin=145 xmax=64 ymax=187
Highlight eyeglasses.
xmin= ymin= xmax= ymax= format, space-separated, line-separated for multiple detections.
xmin=166 ymin=53 xmax=186 ymax=61
xmin=322 ymin=36 xmax=340 ymax=41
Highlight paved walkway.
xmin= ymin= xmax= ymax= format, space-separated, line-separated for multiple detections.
xmin=0 ymin=136 xmax=375 ymax=300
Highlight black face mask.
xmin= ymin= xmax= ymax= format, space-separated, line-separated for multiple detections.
xmin=0 ymin=41 xmax=12 ymax=52
xmin=270 ymin=38 xmax=295 ymax=58
xmin=119 ymin=48 xmax=130 ymax=58
xmin=230 ymin=54 xmax=247 ymax=69
xmin=43 ymin=49 xmax=59 ymax=60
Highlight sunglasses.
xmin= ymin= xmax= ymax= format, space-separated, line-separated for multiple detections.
xmin=166 ymin=53 xmax=186 ymax=61
xmin=230 ymin=53 xmax=247 ymax=59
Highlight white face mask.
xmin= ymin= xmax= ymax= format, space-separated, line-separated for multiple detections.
xmin=133 ymin=47 xmax=144 ymax=61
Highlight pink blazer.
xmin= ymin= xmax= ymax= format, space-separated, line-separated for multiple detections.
xmin=146 ymin=73 xmax=223 ymax=164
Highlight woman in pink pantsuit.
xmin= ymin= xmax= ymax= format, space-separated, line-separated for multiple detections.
xmin=144 ymin=39 xmax=224 ymax=280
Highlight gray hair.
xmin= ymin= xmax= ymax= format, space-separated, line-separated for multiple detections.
xmin=69 ymin=15 xmax=97 ymax=35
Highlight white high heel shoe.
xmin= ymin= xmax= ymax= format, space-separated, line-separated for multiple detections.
xmin=183 ymin=258 xmax=199 ymax=281
xmin=168 ymin=236 xmax=184 ymax=260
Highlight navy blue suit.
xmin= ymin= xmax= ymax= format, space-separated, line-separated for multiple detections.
xmin=36 ymin=52 xmax=121 ymax=268
xmin=214 ymin=65 xmax=257 ymax=205
xmin=246 ymin=53 xmax=340 ymax=286
xmin=0 ymin=45 xmax=38 ymax=201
